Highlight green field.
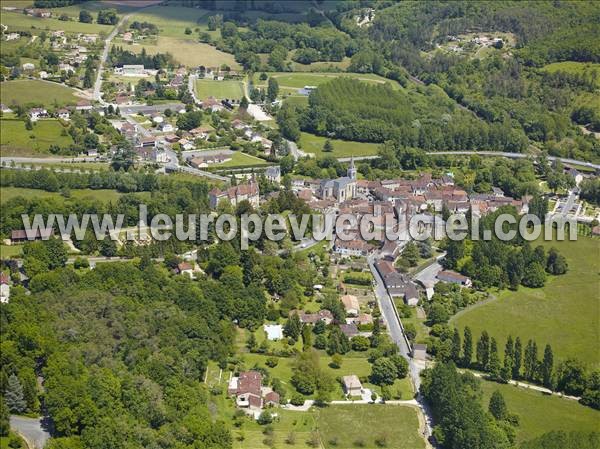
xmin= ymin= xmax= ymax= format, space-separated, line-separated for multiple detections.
xmin=213 ymin=152 xmax=270 ymax=168
xmin=479 ymin=379 xmax=600 ymax=443
xmin=452 ymin=235 xmax=600 ymax=368
xmin=1 ymin=119 xmax=74 ymax=156
xmin=0 ymin=9 xmax=114 ymax=34
xmin=124 ymin=38 xmax=240 ymax=69
xmin=318 ymin=405 xmax=425 ymax=449
xmin=128 ymin=5 xmax=217 ymax=40
xmin=195 ymin=79 xmax=245 ymax=100
xmin=298 ymin=132 xmax=381 ymax=158
xmin=1 ymin=187 xmax=126 ymax=203
xmin=0 ymin=80 xmax=81 ymax=107
xmin=0 ymin=245 xmax=22 ymax=259
xmin=253 ymin=72 xmax=398 ymax=91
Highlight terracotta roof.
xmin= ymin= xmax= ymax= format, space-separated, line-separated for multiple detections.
xmin=237 ymin=371 xmax=262 ymax=397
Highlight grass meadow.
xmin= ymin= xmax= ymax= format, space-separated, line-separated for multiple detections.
xmin=298 ymin=132 xmax=381 ymax=158
xmin=479 ymin=379 xmax=600 ymax=443
xmin=195 ymin=79 xmax=244 ymax=100
xmin=452 ymin=235 xmax=600 ymax=369
xmin=0 ymin=9 xmax=114 ymax=34
xmin=1 ymin=119 xmax=74 ymax=156
xmin=0 ymin=80 xmax=81 ymax=107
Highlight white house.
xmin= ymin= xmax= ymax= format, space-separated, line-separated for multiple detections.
xmin=159 ymin=122 xmax=174 ymax=133
xmin=29 ymin=108 xmax=48 ymax=121
xmin=22 ymin=62 xmax=35 ymax=71
xmin=0 ymin=273 xmax=10 ymax=304
xmin=264 ymin=324 xmax=283 ymax=341
xmin=56 ymin=108 xmax=70 ymax=120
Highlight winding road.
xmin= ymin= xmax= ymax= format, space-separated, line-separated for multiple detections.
xmin=10 ymin=415 xmax=50 ymax=449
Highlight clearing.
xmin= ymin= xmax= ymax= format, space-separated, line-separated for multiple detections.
xmin=452 ymin=235 xmax=600 ymax=369
xmin=0 ymin=80 xmax=81 ymax=107
xmin=479 ymin=378 xmax=600 ymax=443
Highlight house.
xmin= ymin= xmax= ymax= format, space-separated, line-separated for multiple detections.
xmin=151 ymin=113 xmax=164 ymax=124
xmin=334 ymin=239 xmax=376 ymax=257
xmin=122 ymin=32 xmax=133 ymax=42
xmin=75 ymin=100 xmax=93 ymax=111
xmin=295 ymin=309 xmax=334 ymax=325
xmin=228 ymin=371 xmax=280 ymax=411
xmin=56 ymin=108 xmax=70 ymax=120
xmin=38 ymin=71 xmax=49 ymax=79
xmin=11 ymin=229 xmax=54 ymax=244
xmin=5 ymin=33 xmax=19 ymax=41
xmin=22 ymin=62 xmax=35 ymax=71
xmin=341 ymin=294 xmax=360 ymax=316
xmin=437 ymin=270 xmax=472 ymax=287
xmin=29 ymin=108 xmax=47 ymax=121
xmin=209 ymin=180 xmax=259 ymax=209
xmin=341 ymin=375 xmax=363 ymax=397
xmin=412 ymin=343 xmax=427 ymax=361
xmin=0 ymin=104 xmax=13 ymax=113
xmin=375 ymin=259 xmax=419 ymax=306
xmin=158 ymin=122 xmax=174 ymax=133
xmin=347 ymin=313 xmax=373 ymax=326
xmin=189 ymin=154 xmax=231 ymax=168
xmin=265 ymin=166 xmax=281 ymax=184
xmin=339 ymin=323 xmax=359 ymax=338
xmin=0 ymin=272 xmax=10 ymax=304
xmin=492 ymin=187 xmax=504 ymax=197
xmin=264 ymin=324 xmax=283 ymax=341
xmin=176 ymin=262 xmax=194 ymax=277
xmin=86 ymin=148 xmax=98 ymax=157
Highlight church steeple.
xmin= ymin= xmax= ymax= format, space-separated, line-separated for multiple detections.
xmin=347 ymin=156 xmax=357 ymax=180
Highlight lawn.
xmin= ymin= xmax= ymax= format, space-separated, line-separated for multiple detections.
xmin=0 ymin=80 xmax=81 ymax=107
xmin=478 ymin=379 xmax=600 ymax=443
xmin=127 ymin=5 xmax=217 ymax=40
xmin=213 ymin=152 xmax=270 ymax=168
xmin=298 ymin=132 xmax=381 ymax=158
xmin=0 ymin=9 xmax=114 ymax=34
xmin=124 ymin=38 xmax=240 ymax=69
xmin=452 ymin=235 xmax=600 ymax=369
xmin=1 ymin=119 xmax=74 ymax=156
xmin=1 ymin=187 xmax=125 ymax=203
xmin=318 ymin=405 xmax=426 ymax=449
xmin=253 ymin=72 xmax=397 ymax=90
xmin=195 ymin=79 xmax=245 ymax=100
xmin=0 ymin=245 xmax=22 ymax=259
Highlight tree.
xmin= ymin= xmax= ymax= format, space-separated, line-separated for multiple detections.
xmin=402 ymin=242 xmax=419 ymax=267
xmin=25 ymin=118 xmax=33 ymax=131
xmin=327 ymin=326 xmax=350 ymax=355
xmin=284 ymin=313 xmax=302 ymax=341
xmin=99 ymin=233 xmax=117 ymax=257
xmin=330 ymin=354 xmax=342 ymax=369
xmin=488 ymin=338 xmax=501 ymax=379
xmin=522 ymin=262 xmax=546 ymax=288
xmin=257 ymin=411 xmax=272 ymax=425
xmin=513 ymin=337 xmax=522 ymax=379
xmin=443 ymin=239 xmax=464 ymax=269
xmin=389 ymin=354 xmax=409 ymax=379
xmin=524 ymin=340 xmax=538 ymax=382
xmin=239 ymin=96 xmax=249 ymax=110
xmin=79 ymin=9 xmax=93 ymax=23
xmin=476 ymin=331 xmax=490 ymax=370
xmin=184 ymin=27 xmax=192 ymax=35
xmin=546 ymin=248 xmax=568 ymax=275
xmin=5 ymin=374 xmax=26 ymax=414
xmin=488 ymin=390 xmax=508 ymax=420
xmin=276 ymin=103 xmax=300 ymax=142
xmin=322 ymin=139 xmax=333 ymax=153
xmin=370 ymin=358 xmax=398 ymax=386
xmin=451 ymin=328 xmax=461 ymax=364
xmin=542 ymin=344 xmax=554 ymax=389
xmin=556 ymin=359 xmax=587 ymax=396
xmin=267 ymin=78 xmax=279 ymax=103
xmin=502 ymin=336 xmax=514 ymax=382
xmin=462 ymin=327 xmax=473 ymax=367
xmin=0 ymin=397 xmax=9 ymax=437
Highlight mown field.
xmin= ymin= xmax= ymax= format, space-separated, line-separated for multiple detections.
xmin=253 ymin=72 xmax=398 ymax=90
xmin=298 ymin=132 xmax=381 ymax=158
xmin=213 ymin=152 xmax=270 ymax=168
xmin=0 ymin=119 xmax=74 ymax=156
xmin=452 ymin=235 xmax=600 ymax=369
xmin=0 ymin=9 xmax=113 ymax=34
xmin=0 ymin=187 xmax=125 ymax=203
xmin=195 ymin=79 xmax=244 ymax=100
xmin=0 ymin=80 xmax=81 ymax=107
xmin=479 ymin=379 xmax=600 ymax=443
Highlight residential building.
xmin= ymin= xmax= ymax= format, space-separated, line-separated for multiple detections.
xmin=334 ymin=239 xmax=376 ymax=257
xmin=341 ymin=375 xmax=363 ymax=397
xmin=56 ymin=108 xmax=70 ymax=120
xmin=265 ymin=166 xmax=281 ymax=184
xmin=437 ymin=270 xmax=472 ymax=287
xmin=29 ymin=108 xmax=47 ymax=121
xmin=209 ymin=180 xmax=259 ymax=209
xmin=294 ymin=309 xmax=334 ymax=325
xmin=0 ymin=272 xmax=10 ymax=304
xmin=339 ymin=323 xmax=359 ymax=338
xmin=11 ymin=229 xmax=54 ymax=244
xmin=412 ymin=343 xmax=427 ymax=360
xmin=341 ymin=294 xmax=360 ymax=316
xmin=375 ymin=259 xmax=419 ymax=306
xmin=263 ymin=324 xmax=283 ymax=341
xmin=227 ymin=371 xmax=280 ymax=411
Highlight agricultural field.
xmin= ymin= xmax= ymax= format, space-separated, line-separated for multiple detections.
xmin=0 ymin=80 xmax=81 ymax=107
xmin=195 ymin=79 xmax=245 ymax=100
xmin=298 ymin=132 xmax=381 ymax=158
xmin=126 ymin=38 xmax=240 ymax=69
xmin=253 ymin=72 xmax=398 ymax=91
xmin=0 ymin=9 xmax=114 ymax=34
xmin=452 ymin=235 xmax=600 ymax=369
xmin=127 ymin=5 xmax=218 ymax=40
xmin=479 ymin=379 xmax=600 ymax=443
xmin=0 ymin=119 xmax=74 ymax=156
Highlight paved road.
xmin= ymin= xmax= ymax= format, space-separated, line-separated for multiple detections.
xmin=413 ymin=253 xmax=445 ymax=300
xmin=94 ymin=12 xmax=135 ymax=104
xmin=429 ymin=151 xmax=600 ymax=170
xmin=10 ymin=415 xmax=50 ymax=449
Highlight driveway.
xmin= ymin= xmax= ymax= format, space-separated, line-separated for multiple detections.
xmin=10 ymin=415 xmax=50 ymax=449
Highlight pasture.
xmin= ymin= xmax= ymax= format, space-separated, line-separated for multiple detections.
xmin=0 ymin=119 xmax=74 ymax=156
xmin=0 ymin=9 xmax=113 ymax=34
xmin=479 ymin=379 xmax=600 ymax=443
xmin=253 ymin=72 xmax=397 ymax=90
xmin=452 ymin=235 xmax=600 ymax=368
xmin=0 ymin=80 xmax=80 ymax=107
xmin=195 ymin=79 xmax=244 ymax=100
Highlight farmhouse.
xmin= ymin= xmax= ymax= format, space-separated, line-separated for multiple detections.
xmin=375 ymin=260 xmax=419 ymax=306
xmin=227 ymin=371 xmax=280 ymax=411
